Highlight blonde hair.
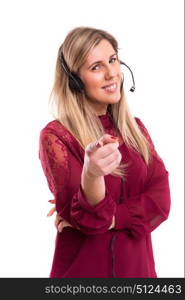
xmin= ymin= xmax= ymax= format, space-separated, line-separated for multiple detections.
xmin=49 ymin=26 xmax=152 ymax=177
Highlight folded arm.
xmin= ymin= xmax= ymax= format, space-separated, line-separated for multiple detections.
xmin=39 ymin=129 xmax=116 ymax=235
xmin=114 ymin=118 xmax=171 ymax=238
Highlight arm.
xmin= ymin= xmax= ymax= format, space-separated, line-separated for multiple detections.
xmin=80 ymin=135 xmax=120 ymax=206
xmin=39 ymin=130 xmax=116 ymax=235
xmin=81 ymin=169 xmax=106 ymax=207
xmin=114 ymin=118 xmax=171 ymax=238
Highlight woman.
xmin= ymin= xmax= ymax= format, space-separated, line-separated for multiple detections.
xmin=39 ymin=26 xmax=171 ymax=278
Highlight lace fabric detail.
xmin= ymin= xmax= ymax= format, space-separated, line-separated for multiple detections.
xmin=39 ymin=129 xmax=70 ymax=195
xmin=49 ymin=120 xmax=76 ymax=144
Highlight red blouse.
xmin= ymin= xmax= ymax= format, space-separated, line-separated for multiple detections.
xmin=39 ymin=113 xmax=171 ymax=278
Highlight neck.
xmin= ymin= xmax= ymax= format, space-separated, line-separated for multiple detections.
xmin=93 ymin=106 xmax=108 ymax=117
xmin=86 ymin=100 xmax=108 ymax=116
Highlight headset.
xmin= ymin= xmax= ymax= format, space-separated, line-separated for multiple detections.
xmin=60 ymin=53 xmax=135 ymax=93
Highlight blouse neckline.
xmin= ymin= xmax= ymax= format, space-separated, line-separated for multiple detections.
xmin=98 ymin=112 xmax=113 ymax=129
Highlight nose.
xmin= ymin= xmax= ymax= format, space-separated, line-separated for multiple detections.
xmin=104 ymin=64 xmax=118 ymax=80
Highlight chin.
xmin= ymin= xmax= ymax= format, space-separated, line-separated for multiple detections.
xmin=108 ymin=98 xmax=121 ymax=105
xmin=87 ymin=90 xmax=121 ymax=106
xmin=105 ymin=92 xmax=121 ymax=104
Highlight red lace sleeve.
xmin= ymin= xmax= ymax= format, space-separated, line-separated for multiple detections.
xmin=114 ymin=118 xmax=171 ymax=238
xmin=39 ymin=129 xmax=116 ymax=235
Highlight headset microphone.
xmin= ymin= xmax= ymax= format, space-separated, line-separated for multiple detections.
xmin=120 ymin=61 xmax=135 ymax=92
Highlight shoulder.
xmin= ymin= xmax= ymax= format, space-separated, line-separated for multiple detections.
xmin=134 ymin=116 xmax=156 ymax=152
xmin=134 ymin=116 xmax=145 ymax=128
xmin=40 ymin=120 xmax=65 ymax=135
xmin=134 ymin=116 xmax=150 ymax=137
xmin=39 ymin=120 xmax=83 ymax=160
xmin=39 ymin=120 xmax=75 ymax=144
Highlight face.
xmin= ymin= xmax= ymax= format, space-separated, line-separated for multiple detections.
xmin=79 ymin=39 xmax=122 ymax=115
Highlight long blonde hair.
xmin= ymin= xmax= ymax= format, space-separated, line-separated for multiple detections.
xmin=49 ymin=26 xmax=152 ymax=177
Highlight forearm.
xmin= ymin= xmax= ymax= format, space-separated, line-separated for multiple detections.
xmin=81 ymin=168 xmax=106 ymax=206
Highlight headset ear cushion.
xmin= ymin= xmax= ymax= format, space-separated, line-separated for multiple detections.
xmin=69 ymin=73 xmax=85 ymax=93
xmin=60 ymin=53 xmax=85 ymax=93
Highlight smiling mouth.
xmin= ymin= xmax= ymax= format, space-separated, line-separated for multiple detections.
xmin=102 ymin=83 xmax=117 ymax=92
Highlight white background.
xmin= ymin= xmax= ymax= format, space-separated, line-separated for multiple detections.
xmin=0 ymin=0 xmax=184 ymax=277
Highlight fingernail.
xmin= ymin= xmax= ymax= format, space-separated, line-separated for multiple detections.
xmin=95 ymin=142 xmax=102 ymax=148
xmin=48 ymin=200 xmax=55 ymax=203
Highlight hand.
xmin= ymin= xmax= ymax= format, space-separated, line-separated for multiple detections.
xmin=47 ymin=200 xmax=114 ymax=232
xmin=55 ymin=214 xmax=73 ymax=232
xmin=108 ymin=216 xmax=115 ymax=230
xmin=47 ymin=200 xmax=74 ymax=232
xmin=47 ymin=199 xmax=56 ymax=216
xmin=83 ymin=134 xmax=122 ymax=178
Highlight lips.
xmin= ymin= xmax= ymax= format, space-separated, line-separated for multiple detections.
xmin=102 ymin=82 xmax=117 ymax=92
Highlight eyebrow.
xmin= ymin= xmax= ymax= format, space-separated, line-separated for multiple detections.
xmin=88 ymin=53 xmax=117 ymax=69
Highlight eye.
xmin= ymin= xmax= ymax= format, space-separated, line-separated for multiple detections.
xmin=91 ymin=56 xmax=117 ymax=71
xmin=110 ymin=57 xmax=117 ymax=63
xmin=91 ymin=64 xmax=100 ymax=71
